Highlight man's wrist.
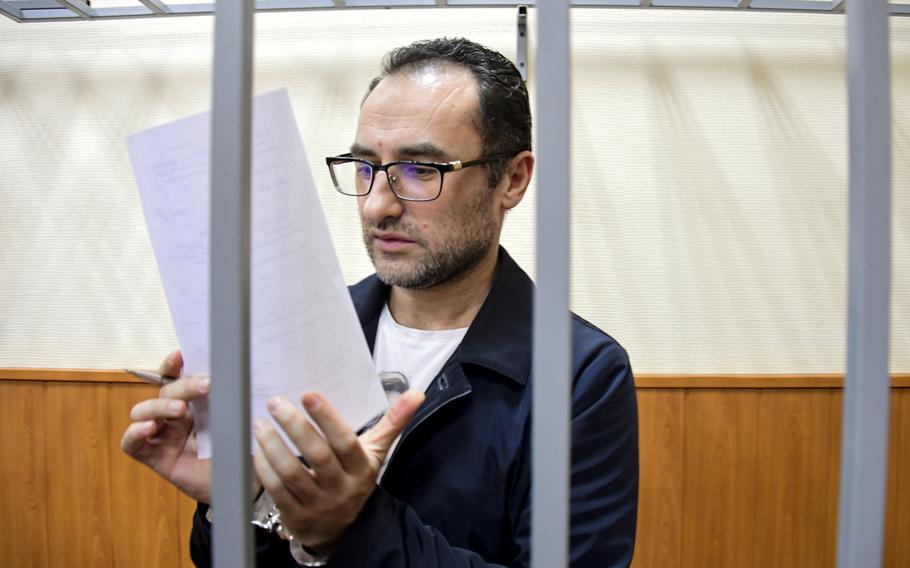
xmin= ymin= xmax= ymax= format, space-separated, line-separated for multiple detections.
xmin=289 ymin=538 xmax=332 ymax=566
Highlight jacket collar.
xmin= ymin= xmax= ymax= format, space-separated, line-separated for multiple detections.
xmin=350 ymin=246 xmax=532 ymax=386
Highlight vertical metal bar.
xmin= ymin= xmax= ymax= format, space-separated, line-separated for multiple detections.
xmin=209 ymin=0 xmax=254 ymax=567
xmin=532 ymin=2 xmax=571 ymax=568
xmin=516 ymin=6 xmax=528 ymax=81
xmin=837 ymin=1 xmax=892 ymax=567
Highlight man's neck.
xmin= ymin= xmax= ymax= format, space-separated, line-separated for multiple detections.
xmin=387 ymin=247 xmax=499 ymax=330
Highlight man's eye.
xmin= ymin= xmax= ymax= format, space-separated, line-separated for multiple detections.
xmin=401 ymin=165 xmax=436 ymax=179
xmin=355 ymin=164 xmax=373 ymax=178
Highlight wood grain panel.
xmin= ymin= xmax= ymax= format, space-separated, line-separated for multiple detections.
xmin=45 ymin=383 xmax=114 ymax=567
xmin=885 ymin=390 xmax=910 ymax=568
xmin=0 ymin=381 xmax=49 ymax=568
xmin=2 ymin=371 xmax=908 ymax=568
xmin=178 ymin=492 xmax=197 ymax=568
xmin=681 ymin=390 xmax=760 ymax=568
xmin=753 ymin=390 xmax=837 ymax=567
xmin=108 ymin=384 xmax=188 ymax=568
xmin=825 ymin=391 xmax=842 ymax=562
xmin=633 ymin=374 xmax=910 ymax=389
xmin=633 ymin=390 xmax=684 ymax=568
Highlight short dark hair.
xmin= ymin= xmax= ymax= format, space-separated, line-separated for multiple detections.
xmin=366 ymin=37 xmax=532 ymax=188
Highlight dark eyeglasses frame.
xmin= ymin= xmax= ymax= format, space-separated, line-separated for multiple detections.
xmin=324 ymin=151 xmax=520 ymax=202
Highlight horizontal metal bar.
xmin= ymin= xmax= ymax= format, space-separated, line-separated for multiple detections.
xmin=653 ymin=0 xmax=738 ymax=8
xmin=749 ymin=0 xmax=834 ymax=13
xmin=95 ymin=5 xmax=153 ymax=16
xmin=137 ymin=0 xmax=171 ymax=15
xmin=0 ymin=0 xmax=23 ymax=21
xmin=20 ymin=7 xmax=79 ymax=18
xmin=346 ymin=0 xmax=434 ymax=6
xmin=572 ymin=0 xmax=638 ymax=6
xmin=9 ymin=0 xmax=62 ymax=8
xmin=257 ymin=0 xmax=333 ymax=8
xmin=13 ymin=0 xmax=910 ymax=21
xmin=55 ymin=0 xmax=94 ymax=19
xmin=445 ymin=0 xmax=530 ymax=5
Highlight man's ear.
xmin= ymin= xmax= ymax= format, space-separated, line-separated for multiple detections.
xmin=499 ymin=151 xmax=535 ymax=212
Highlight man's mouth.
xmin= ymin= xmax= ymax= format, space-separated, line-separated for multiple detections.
xmin=371 ymin=231 xmax=417 ymax=252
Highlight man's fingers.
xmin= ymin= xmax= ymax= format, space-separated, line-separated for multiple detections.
xmin=267 ymin=397 xmax=346 ymax=487
xmin=158 ymin=350 xmax=183 ymax=377
xmin=253 ymin=451 xmax=304 ymax=514
xmin=363 ymin=390 xmax=425 ymax=461
xmin=301 ymin=392 xmax=369 ymax=475
xmin=130 ymin=398 xmax=187 ymax=422
xmin=120 ymin=420 xmax=157 ymax=455
xmin=253 ymin=419 xmax=318 ymax=502
xmin=158 ymin=375 xmax=210 ymax=400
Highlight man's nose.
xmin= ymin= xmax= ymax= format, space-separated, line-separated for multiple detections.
xmin=360 ymin=170 xmax=404 ymax=222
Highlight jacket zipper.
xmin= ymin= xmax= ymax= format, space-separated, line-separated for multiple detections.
xmin=382 ymin=372 xmax=472 ymax=476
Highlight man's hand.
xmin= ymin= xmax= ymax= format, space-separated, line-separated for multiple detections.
xmin=120 ymin=350 xmax=213 ymax=503
xmin=253 ymin=389 xmax=425 ymax=554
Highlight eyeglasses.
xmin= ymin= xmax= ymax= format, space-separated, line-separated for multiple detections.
xmin=324 ymin=152 xmax=518 ymax=202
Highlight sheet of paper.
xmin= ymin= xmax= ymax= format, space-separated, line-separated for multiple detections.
xmin=127 ymin=89 xmax=387 ymax=459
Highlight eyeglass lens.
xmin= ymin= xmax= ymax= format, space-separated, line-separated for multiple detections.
xmin=331 ymin=161 xmax=441 ymax=200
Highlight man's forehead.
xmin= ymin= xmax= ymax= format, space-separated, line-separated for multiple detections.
xmin=355 ymin=65 xmax=482 ymax=157
xmin=367 ymin=63 xmax=477 ymax=102
xmin=360 ymin=66 xmax=478 ymax=123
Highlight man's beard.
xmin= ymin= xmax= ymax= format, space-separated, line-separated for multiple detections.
xmin=361 ymin=191 xmax=496 ymax=290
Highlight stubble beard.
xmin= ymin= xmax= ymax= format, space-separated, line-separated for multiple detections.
xmin=362 ymin=190 xmax=497 ymax=290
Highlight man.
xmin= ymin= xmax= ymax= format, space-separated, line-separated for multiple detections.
xmin=121 ymin=37 xmax=638 ymax=567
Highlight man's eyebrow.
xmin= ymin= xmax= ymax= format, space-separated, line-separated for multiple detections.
xmin=396 ymin=143 xmax=450 ymax=162
xmin=349 ymin=142 xmax=451 ymax=162
xmin=349 ymin=143 xmax=377 ymax=158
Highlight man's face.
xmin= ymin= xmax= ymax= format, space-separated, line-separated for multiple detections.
xmin=353 ymin=66 xmax=500 ymax=290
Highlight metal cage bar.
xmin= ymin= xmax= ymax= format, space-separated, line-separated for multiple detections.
xmin=532 ymin=4 xmax=572 ymax=568
xmin=4 ymin=0 xmax=910 ymax=22
xmin=209 ymin=0 xmax=255 ymax=567
xmin=0 ymin=0 xmax=22 ymax=20
xmin=837 ymin=0 xmax=892 ymax=566
xmin=137 ymin=0 xmax=171 ymax=14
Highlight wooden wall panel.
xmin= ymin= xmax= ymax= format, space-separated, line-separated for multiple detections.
xmin=681 ymin=390 xmax=759 ymax=568
xmin=108 ymin=384 xmax=187 ymax=568
xmin=753 ymin=390 xmax=837 ymax=567
xmin=633 ymin=390 xmax=684 ymax=568
xmin=825 ymin=392 xmax=843 ymax=563
xmin=45 ymin=383 xmax=114 ymax=567
xmin=1 ymin=373 xmax=908 ymax=568
xmin=178 ymin=492 xmax=197 ymax=568
xmin=0 ymin=381 xmax=49 ymax=568
xmin=885 ymin=390 xmax=910 ymax=568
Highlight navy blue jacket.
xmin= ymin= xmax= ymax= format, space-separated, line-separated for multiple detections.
xmin=191 ymin=247 xmax=638 ymax=567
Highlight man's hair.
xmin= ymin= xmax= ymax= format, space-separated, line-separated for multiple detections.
xmin=366 ymin=37 xmax=532 ymax=188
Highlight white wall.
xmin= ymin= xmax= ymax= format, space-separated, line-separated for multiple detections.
xmin=0 ymin=8 xmax=907 ymax=373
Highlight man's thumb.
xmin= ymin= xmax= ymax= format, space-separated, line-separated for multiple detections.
xmin=367 ymin=390 xmax=425 ymax=457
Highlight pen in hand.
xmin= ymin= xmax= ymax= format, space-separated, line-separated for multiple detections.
xmin=124 ymin=369 xmax=178 ymax=386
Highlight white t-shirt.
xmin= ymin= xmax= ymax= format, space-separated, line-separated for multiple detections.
xmin=372 ymin=303 xmax=469 ymax=396
xmin=372 ymin=303 xmax=468 ymax=479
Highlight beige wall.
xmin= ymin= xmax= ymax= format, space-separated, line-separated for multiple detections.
xmin=0 ymin=8 xmax=907 ymax=373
